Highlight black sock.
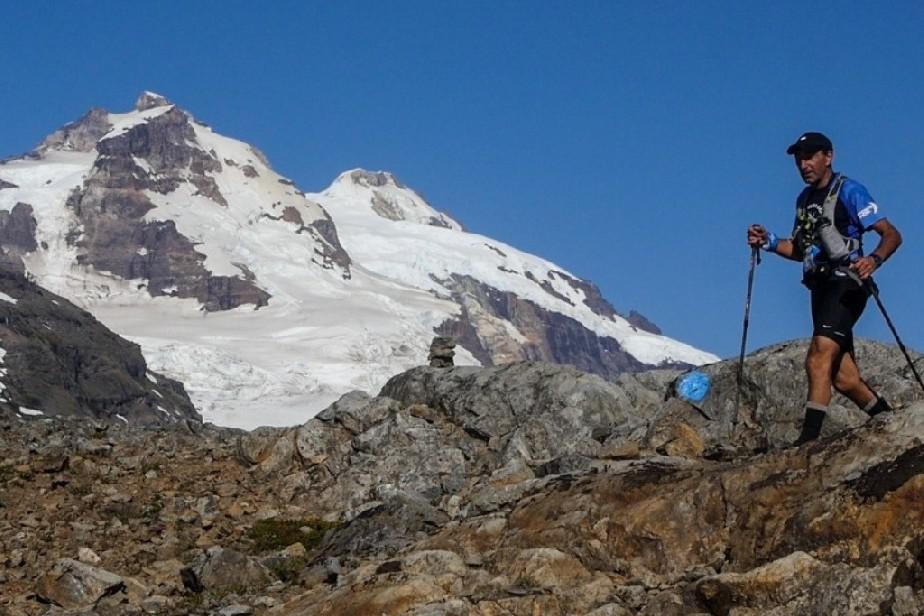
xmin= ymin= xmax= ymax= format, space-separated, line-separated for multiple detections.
xmin=864 ymin=395 xmax=892 ymax=417
xmin=794 ymin=404 xmax=826 ymax=445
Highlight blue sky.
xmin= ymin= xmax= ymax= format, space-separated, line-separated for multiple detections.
xmin=2 ymin=1 xmax=922 ymax=359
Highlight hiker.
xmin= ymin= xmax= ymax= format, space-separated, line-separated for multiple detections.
xmin=747 ymin=132 xmax=902 ymax=445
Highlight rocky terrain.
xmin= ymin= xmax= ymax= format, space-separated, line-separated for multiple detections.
xmin=2 ymin=339 xmax=924 ymax=615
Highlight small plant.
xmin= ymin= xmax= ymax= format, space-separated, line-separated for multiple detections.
xmin=177 ymin=586 xmax=251 ymax=612
xmin=141 ymin=494 xmax=165 ymax=520
xmin=512 ymin=574 xmax=544 ymax=590
xmin=246 ymin=518 xmax=338 ymax=553
xmin=106 ymin=502 xmax=142 ymax=524
xmin=140 ymin=460 xmax=161 ymax=474
xmin=70 ymin=481 xmax=92 ymax=496
xmin=265 ymin=555 xmax=309 ymax=583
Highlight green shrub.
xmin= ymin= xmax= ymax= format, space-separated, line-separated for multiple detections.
xmin=265 ymin=556 xmax=309 ymax=583
xmin=247 ymin=518 xmax=337 ymax=553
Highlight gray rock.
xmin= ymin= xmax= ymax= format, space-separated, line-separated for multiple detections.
xmin=134 ymin=91 xmax=172 ymax=111
xmin=36 ymin=107 xmax=112 ymax=154
xmin=892 ymin=586 xmax=921 ymax=616
xmin=318 ymin=491 xmax=448 ymax=560
xmin=237 ymin=426 xmax=293 ymax=472
xmin=35 ymin=558 xmax=124 ymax=609
xmin=315 ymin=390 xmax=397 ymax=435
xmin=407 ymin=599 xmax=472 ymax=615
xmin=380 ymin=362 xmax=649 ymax=463
xmin=586 ymin=604 xmax=634 ymax=616
xmin=534 ymin=453 xmax=593 ymax=477
xmin=186 ymin=547 xmax=272 ymax=593
xmin=0 ymin=203 xmax=38 ymax=266
xmin=694 ymin=549 xmax=915 ymax=616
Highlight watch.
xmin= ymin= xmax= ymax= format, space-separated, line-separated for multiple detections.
xmin=869 ymin=254 xmax=883 ymax=268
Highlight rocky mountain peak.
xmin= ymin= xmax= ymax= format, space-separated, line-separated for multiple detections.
xmin=345 ymin=169 xmax=405 ymax=189
xmin=326 ymin=168 xmax=463 ymax=231
xmin=36 ymin=107 xmax=112 ymax=154
xmin=134 ymin=90 xmax=172 ymax=111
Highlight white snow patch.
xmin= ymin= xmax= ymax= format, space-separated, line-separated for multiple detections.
xmin=0 ymin=291 xmax=17 ymax=304
xmin=116 ymin=414 xmax=128 ymax=423
xmin=101 ymin=106 xmax=174 ymax=141
xmin=0 ymin=347 xmax=7 ymax=395
xmin=19 ymin=408 xmax=44 ymax=416
xmin=132 ymin=156 xmax=155 ymax=176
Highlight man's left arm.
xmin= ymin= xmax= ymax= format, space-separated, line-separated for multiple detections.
xmin=851 ymin=218 xmax=902 ymax=280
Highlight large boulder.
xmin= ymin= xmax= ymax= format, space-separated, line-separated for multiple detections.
xmin=184 ymin=547 xmax=272 ymax=594
xmin=379 ymin=362 xmax=653 ymax=463
xmin=35 ymin=559 xmax=124 ymax=609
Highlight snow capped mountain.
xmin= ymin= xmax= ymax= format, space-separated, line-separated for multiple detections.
xmin=0 ymin=93 xmax=718 ymax=428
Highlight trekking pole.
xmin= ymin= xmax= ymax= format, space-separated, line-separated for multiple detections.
xmin=735 ymin=246 xmax=761 ymax=423
xmin=865 ymin=279 xmax=924 ymax=395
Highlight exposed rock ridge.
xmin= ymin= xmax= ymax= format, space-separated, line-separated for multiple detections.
xmin=65 ymin=106 xmax=271 ymax=311
xmin=627 ymin=309 xmax=662 ymax=335
xmin=304 ymin=208 xmax=353 ymax=275
xmin=37 ymin=107 xmax=113 ymax=154
xmin=0 ymin=267 xmax=199 ymax=424
xmin=0 ymin=202 xmax=38 ymax=269
xmin=135 ymin=91 xmax=172 ymax=111
xmin=544 ymin=269 xmax=663 ymax=335
xmin=347 ymin=169 xmax=458 ymax=229
xmin=349 ymin=169 xmax=407 ymax=190
xmin=435 ymin=273 xmax=670 ymax=375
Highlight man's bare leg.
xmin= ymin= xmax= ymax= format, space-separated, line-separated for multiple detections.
xmin=832 ymin=351 xmax=876 ymax=407
xmin=805 ymin=336 xmax=842 ymax=405
xmin=794 ymin=335 xmax=841 ymax=445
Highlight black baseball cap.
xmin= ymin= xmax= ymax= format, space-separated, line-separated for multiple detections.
xmin=786 ymin=132 xmax=833 ymax=155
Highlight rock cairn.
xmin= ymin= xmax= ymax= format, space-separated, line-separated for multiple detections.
xmin=427 ymin=335 xmax=455 ymax=368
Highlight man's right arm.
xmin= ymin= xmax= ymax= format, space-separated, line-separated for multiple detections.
xmin=747 ymin=224 xmax=801 ymax=261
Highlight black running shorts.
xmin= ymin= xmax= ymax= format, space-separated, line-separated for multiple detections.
xmin=810 ymin=271 xmax=870 ymax=350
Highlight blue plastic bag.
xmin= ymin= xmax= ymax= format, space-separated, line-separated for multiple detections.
xmin=676 ymin=370 xmax=711 ymax=403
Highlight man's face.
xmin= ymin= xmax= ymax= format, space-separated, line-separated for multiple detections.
xmin=794 ymin=149 xmax=833 ymax=185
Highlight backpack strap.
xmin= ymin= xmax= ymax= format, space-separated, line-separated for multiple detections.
xmin=821 ymin=174 xmax=846 ymax=222
xmin=817 ymin=174 xmax=861 ymax=262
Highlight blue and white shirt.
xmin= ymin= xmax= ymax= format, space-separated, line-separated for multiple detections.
xmin=792 ymin=174 xmax=884 ymax=269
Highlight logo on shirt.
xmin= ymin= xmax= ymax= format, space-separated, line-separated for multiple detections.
xmin=858 ymin=202 xmax=878 ymax=219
